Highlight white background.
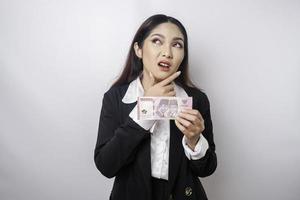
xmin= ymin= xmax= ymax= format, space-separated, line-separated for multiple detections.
xmin=1 ymin=0 xmax=299 ymax=199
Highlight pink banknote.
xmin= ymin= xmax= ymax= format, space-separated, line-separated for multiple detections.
xmin=137 ymin=96 xmax=193 ymax=120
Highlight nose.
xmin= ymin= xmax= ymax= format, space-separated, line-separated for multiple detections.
xmin=162 ymin=45 xmax=173 ymax=59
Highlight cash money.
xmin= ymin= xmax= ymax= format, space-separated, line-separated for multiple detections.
xmin=137 ymin=96 xmax=193 ymax=120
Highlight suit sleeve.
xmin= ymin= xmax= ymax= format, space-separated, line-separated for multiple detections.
xmin=94 ymin=90 xmax=150 ymax=178
xmin=188 ymin=92 xmax=217 ymax=177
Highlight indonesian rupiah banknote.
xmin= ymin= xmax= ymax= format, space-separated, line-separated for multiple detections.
xmin=137 ymin=96 xmax=193 ymax=120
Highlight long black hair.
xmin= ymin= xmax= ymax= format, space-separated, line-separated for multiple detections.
xmin=111 ymin=14 xmax=199 ymax=89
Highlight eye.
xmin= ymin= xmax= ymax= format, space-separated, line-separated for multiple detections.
xmin=173 ymin=42 xmax=183 ymax=48
xmin=151 ymin=38 xmax=162 ymax=45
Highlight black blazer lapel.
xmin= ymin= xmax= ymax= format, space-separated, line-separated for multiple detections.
xmin=167 ymin=120 xmax=184 ymax=195
xmin=136 ymin=137 xmax=152 ymax=198
xmin=123 ymin=101 xmax=152 ymax=198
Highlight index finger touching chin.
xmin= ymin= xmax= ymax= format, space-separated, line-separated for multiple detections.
xmin=158 ymin=71 xmax=181 ymax=86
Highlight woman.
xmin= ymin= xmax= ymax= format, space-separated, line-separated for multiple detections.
xmin=94 ymin=14 xmax=217 ymax=200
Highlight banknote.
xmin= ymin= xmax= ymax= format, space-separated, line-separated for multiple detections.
xmin=137 ymin=96 xmax=193 ymax=120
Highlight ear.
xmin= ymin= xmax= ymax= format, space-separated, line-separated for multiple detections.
xmin=134 ymin=42 xmax=143 ymax=59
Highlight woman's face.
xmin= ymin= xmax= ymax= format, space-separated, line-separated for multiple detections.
xmin=134 ymin=22 xmax=185 ymax=81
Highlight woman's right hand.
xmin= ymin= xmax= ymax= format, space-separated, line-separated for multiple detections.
xmin=144 ymin=71 xmax=181 ymax=97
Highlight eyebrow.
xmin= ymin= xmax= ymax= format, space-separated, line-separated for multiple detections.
xmin=150 ymin=33 xmax=184 ymax=42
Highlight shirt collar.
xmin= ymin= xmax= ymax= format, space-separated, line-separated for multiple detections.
xmin=122 ymin=75 xmax=189 ymax=104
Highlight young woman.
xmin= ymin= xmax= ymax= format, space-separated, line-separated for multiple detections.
xmin=94 ymin=14 xmax=217 ymax=200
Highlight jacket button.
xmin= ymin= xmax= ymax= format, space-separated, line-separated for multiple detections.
xmin=185 ymin=187 xmax=192 ymax=196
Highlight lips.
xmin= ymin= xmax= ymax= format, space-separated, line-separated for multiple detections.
xmin=157 ymin=60 xmax=172 ymax=72
xmin=158 ymin=60 xmax=171 ymax=68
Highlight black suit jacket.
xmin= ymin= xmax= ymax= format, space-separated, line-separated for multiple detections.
xmin=94 ymin=83 xmax=217 ymax=200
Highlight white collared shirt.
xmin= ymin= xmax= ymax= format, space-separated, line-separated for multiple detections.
xmin=122 ymin=76 xmax=208 ymax=180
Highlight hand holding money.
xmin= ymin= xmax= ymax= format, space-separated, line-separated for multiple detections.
xmin=175 ymin=108 xmax=205 ymax=150
xmin=144 ymin=71 xmax=181 ymax=97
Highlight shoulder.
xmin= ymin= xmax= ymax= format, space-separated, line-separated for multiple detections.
xmin=103 ymin=84 xmax=130 ymax=100
xmin=183 ymin=85 xmax=211 ymax=111
xmin=183 ymin=85 xmax=209 ymax=102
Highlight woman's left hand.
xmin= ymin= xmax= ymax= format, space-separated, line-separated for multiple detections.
xmin=175 ymin=108 xmax=205 ymax=150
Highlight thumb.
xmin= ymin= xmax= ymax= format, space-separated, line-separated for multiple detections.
xmin=149 ymin=71 xmax=156 ymax=86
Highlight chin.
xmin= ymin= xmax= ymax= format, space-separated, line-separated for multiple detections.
xmin=154 ymin=74 xmax=169 ymax=81
xmin=155 ymin=71 xmax=176 ymax=81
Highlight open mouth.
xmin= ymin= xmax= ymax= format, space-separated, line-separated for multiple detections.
xmin=158 ymin=61 xmax=171 ymax=71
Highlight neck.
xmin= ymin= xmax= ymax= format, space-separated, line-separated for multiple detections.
xmin=140 ymin=70 xmax=157 ymax=92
